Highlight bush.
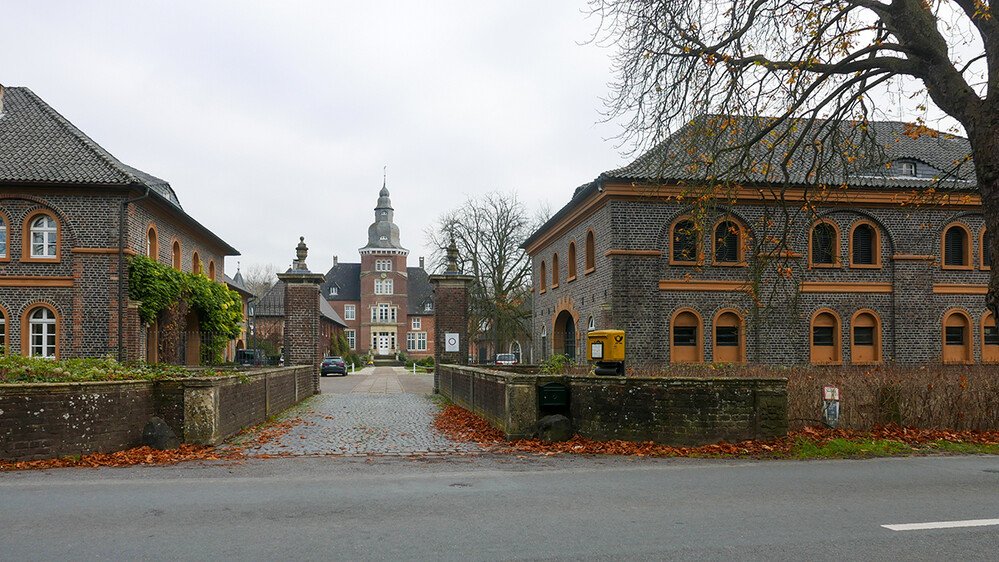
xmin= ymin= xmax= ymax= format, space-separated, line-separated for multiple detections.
xmin=0 ymin=355 xmax=238 ymax=384
xmin=645 ymin=363 xmax=999 ymax=431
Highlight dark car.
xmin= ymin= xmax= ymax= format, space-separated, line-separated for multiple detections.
xmin=321 ymin=356 xmax=347 ymax=376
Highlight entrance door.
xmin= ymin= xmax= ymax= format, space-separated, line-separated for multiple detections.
xmin=378 ymin=334 xmax=391 ymax=355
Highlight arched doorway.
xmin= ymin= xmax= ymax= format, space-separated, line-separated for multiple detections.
xmin=554 ymin=310 xmax=576 ymax=360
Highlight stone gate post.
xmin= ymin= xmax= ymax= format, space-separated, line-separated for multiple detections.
xmin=429 ymin=238 xmax=474 ymax=393
xmin=278 ymin=237 xmax=325 ymax=394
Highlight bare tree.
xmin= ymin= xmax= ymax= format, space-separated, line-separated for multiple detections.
xmin=242 ymin=263 xmax=279 ymax=298
xmin=426 ymin=192 xmax=547 ymax=360
xmin=590 ymin=0 xmax=999 ymax=316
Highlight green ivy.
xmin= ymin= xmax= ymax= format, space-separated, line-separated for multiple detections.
xmin=128 ymin=255 xmax=244 ymax=363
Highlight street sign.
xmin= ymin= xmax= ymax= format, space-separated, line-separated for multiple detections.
xmin=823 ymin=386 xmax=840 ymax=401
xmin=445 ymin=333 xmax=459 ymax=352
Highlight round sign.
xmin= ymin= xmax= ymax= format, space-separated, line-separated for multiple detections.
xmin=447 ymin=336 xmax=458 ymax=346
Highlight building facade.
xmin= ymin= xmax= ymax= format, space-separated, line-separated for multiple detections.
xmin=322 ymin=185 xmax=435 ymax=359
xmin=0 ymin=85 xmax=238 ymax=362
xmin=524 ymin=117 xmax=996 ymax=366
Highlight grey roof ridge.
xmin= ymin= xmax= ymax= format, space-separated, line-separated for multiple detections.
xmin=18 ymin=87 xmax=139 ymax=186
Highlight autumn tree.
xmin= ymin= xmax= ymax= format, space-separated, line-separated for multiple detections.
xmin=242 ymin=263 xmax=279 ymax=298
xmin=589 ymin=0 xmax=999 ymax=316
xmin=427 ymin=192 xmax=546 ymax=361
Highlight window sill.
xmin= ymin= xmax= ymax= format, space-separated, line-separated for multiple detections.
xmin=942 ymin=264 xmax=974 ymax=270
xmin=848 ymin=264 xmax=882 ymax=269
xmin=811 ymin=361 xmax=844 ymax=366
xmin=713 ymin=262 xmax=747 ymax=268
xmin=809 ymin=263 xmax=841 ymax=269
xmin=20 ymin=256 xmax=61 ymax=263
xmin=551 ymin=283 xmax=559 ymax=289
xmin=539 ymin=289 xmax=546 ymax=295
xmin=566 ymin=275 xmax=577 ymax=283
xmin=851 ymin=360 xmax=883 ymax=366
xmin=584 ymin=267 xmax=595 ymax=275
xmin=669 ymin=260 xmax=700 ymax=267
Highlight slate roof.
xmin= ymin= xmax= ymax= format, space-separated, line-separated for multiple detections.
xmin=0 ymin=86 xmax=183 ymax=207
xmin=254 ymin=279 xmax=346 ymax=327
xmin=320 ymin=261 xmax=433 ymax=314
xmin=225 ymin=273 xmax=254 ymax=298
xmin=526 ymin=116 xmax=977 ymax=250
xmin=322 ymin=263 xmax=362 ymax=301
xmin=599 ymin=115 xmax=975 ymax=191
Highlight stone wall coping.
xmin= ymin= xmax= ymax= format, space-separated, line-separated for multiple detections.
xmin=0 ymin=366 xmax=311 ymax=393
xmin=441 ymin=364 xmax=786 ymax=388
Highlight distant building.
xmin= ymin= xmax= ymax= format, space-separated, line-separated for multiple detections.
xmin=0 ymin=84 xmax=238 ymax=362
xmin=254 ymin=277 xmax=346 ymax=358
xmin=524 ymin=116 xmax=996 ymax=366
xmin=322 ymin=184 xmax=434 ymax=359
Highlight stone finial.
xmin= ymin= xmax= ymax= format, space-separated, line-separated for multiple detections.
xmin=446 ymin=236 xmax=459 ymax=274
xmin=294 ymin=236 xmax=309 ymax=271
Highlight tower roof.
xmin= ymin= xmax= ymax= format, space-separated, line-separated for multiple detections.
xmin=360 ymin=182 xmax=408 ymax=254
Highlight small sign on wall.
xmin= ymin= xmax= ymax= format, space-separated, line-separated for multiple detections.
xmin=445 ymin=333 xmax=459 ymax=352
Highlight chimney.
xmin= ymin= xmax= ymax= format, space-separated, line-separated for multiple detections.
xmin=333 ymin=255 xmax=338 ymax=266
xmin=419 ymin=256 xmax=425 ymax=269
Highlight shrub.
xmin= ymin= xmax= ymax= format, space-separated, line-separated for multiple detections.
xmin=0 ymin=355 xmax=238 ymax=384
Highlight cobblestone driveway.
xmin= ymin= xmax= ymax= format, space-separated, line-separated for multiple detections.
xmin=228 ymin=367 xmax=485 ymax=457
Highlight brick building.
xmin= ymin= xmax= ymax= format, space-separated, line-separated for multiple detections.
xmin=0 ymin=85 xmax=238 ymax=362
xmin=322 ymin=184 xmax=435 ymax=359
xmin=254 ymin=276 xmax=347 ymax=357
xmin=524 ymin=117 xmax=996 ymax=366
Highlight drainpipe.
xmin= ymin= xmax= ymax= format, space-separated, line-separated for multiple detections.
xmin=118 ymin=185 xmax=151 ymax=362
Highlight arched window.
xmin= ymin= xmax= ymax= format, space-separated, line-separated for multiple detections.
xmin=27 ymin=306 xmax=57 ymax=358
xmin=146 ymin=225 xmax=158 ymax=260
xmin=172 ymin=240 xmax=182 ymax=270
xmin=942 ymin=309 xmax=973 ymax=364
xmin=208 ymin=260 xmax=216 ymax=281
xmin=942 ymin=224 xmax=971 ymax=268
xmin=551 ymin=253 xmax=560 ymax=288
xmin=539 ymin=260 xmax=547 ymax=292
xmin=541 ymin=325 xmax=548 ymax=360
xmin=671 ymin=218 xmax=699 ymax=263
xmin=982 ymin=311 xmax=998 ymax=363
xmin=810 ymin=221 xmax=838 ymax=266
xmin=851 ymin=310 xmax=881 ymax=364
xmin=713 ymin=310 xmax=745 ymax=364
xmin=713 ymin=220 xmax=742 ymax=264
xmin=671 ymin=309 xmax=703 ymax=364
xmin=587 ymin=315 xmax=595 ymax=332
xmin=850 ymin=222 xmax=880 ymax=267
xmin=810 ymin=309 xmax=842 ymax=364
xmin=0 ymin=212 xmax=7 ymax=259
xmin=585 ymin=229 xmax=596 ymax=272
xmin=28 ymin=213 xmax=58 ymax=259
xmin=981 ymin=227 xmax=991 ymax=270
xmin=0 ymin=306 xmax=6 ymax=353
xmin=567 ymin=241 xmax=577 ymax=280
xmin=192 ymin=251 xmax=201 ymax=275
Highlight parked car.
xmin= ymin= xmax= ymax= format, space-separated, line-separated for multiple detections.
xmin=321 ymin=356 xmax=347 ymax=376
xmin=496 ymin=353 xmax=518 ymax=365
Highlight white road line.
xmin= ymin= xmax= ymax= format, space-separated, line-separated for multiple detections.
xmin=882 ymin=518 xmax=999 ymax=531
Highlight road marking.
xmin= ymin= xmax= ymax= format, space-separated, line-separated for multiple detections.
xmin=882 ymin=518 xmax=999 ymax=531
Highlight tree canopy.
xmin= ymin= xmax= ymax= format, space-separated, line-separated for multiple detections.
xmin=590 ymin=0 xmax=999 ymax=314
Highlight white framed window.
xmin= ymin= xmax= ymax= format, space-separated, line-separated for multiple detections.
xmin=588 ymin=316 xmax=595 ymax=332
xmin=425 ymin=302 xmax=432 ymax=312
xmin=346 ymin=329 xmax=355 ymax=350
xmin=391 ymin=307 xmax=398 ymax=323
xmin=344 ymin=304 xmax=355 ymax=321
xmin=330 ymin=286 xmax=338 ymax=297
xmin=375 ymin=279 xmax=394 ymax=295
xmin=407 ymin=332 xmax=427 ymax=351
xmin=29 ymin=307 xmax=56 ymax=358
xmin=900 ymin=161 xmax=917 ymax=177
xmin=375 ymin=259 xmax=392 ymax=272
xmin=377 ymin=304 xmax=390 ymax=322
xmin=0 ymin=312 xmax=6 ymax=351
xmin=30 ymin=215 xmax=58 ymax=258
xmin=412 ymin=317 xmax=421 ymax=330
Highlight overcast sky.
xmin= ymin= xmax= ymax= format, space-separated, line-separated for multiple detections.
xmin=2 ymin=1 xmax=631 ymax=277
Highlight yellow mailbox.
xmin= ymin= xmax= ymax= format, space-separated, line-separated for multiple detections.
xmin=587 ymin=330 xmax=625 ymax=362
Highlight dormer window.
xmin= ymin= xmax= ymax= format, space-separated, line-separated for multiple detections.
xmin=380 ymin=235 xmax=388 ymax=241
xmin=330 ymin=285 xmax=338 ymax=297
xmin=899 ymin=161 xmax=916 ymax=177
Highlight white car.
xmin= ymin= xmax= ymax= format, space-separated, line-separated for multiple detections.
xmin=496 ymin=353 xmax=518 ymax=365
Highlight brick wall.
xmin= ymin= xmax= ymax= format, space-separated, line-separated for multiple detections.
xmin=530 ymin=194 xmax=994 ymax=366
xmin=0 ymin=366 xmax=313 ymax=462
xmin=282 ymin=278 xmax=322 ymax=394
xmin=436 ymin=364 xmax=788 ymax=445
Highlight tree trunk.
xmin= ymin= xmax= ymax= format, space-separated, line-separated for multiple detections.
xmin=967 ymin=116 xmax=999 ymax=321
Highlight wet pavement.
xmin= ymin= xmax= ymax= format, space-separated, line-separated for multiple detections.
xmin=227 ymin=366 xmax=486 ymax=457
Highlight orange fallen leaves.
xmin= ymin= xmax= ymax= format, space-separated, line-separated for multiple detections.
xmin=0 ymin=444 xmax=243 ymax=472
xmin=433 ymin=404 xmax=999 ymax=458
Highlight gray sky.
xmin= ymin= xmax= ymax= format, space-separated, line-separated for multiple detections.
xmin=2 ymin=1 xmax=629 ymax=276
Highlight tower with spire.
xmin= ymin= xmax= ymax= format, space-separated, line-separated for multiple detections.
xmin=322 ymin=179 xmax=435 ymax=361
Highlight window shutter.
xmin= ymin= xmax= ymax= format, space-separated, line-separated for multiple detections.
xmin=944 ymin=227 xmax=966 ymax=266
xmin=852 ymin=225 xmax=874 ymax=265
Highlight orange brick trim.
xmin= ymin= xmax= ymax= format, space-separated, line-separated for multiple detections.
xmin=799 ymin=282 xmax=893 ymax=293
xmin=605 ymin=249 xmax=663 ymax=257
xmin=932 ymin=284 xmax=988 ymax=295
xmin=892 ymin=254 xmax=936 ymax=261
xmin=0 ymin=276 xmax=74 ymax=287
xmin=659 ymin=280 xmax=750 ymax=291
xmin=71 ymin=248 xmax=137 ymax=256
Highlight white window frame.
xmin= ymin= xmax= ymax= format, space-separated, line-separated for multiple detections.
xmin=377 ymin=304 xmax=390 ymax=322
xmin=375 ymin=279 xmax=394 ymax=295
xmin=30 ymin=215 xmax=58 ymax=258
xmin=900 ymin=161 xmax=917 ymax=177
xmin=375 ymin=259 xmax=392 ymax=272
xmin=344 ymin=304 xmax=355 ymax=321
xmin=412 ymin=317 xmax=421 ymax=330
xmin=407 ymin=332 xmax=427 ymax=352
xmin=346 ymin=329 xmax=355 ymax=350
xmin=29 ymin=307 xmax=56 ymax=358
xmin=407 ymin=332 xmax=417 ymax=351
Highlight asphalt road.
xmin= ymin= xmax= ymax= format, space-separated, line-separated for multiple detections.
xmin=2 ymin=453 xmax=999 ymax=560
